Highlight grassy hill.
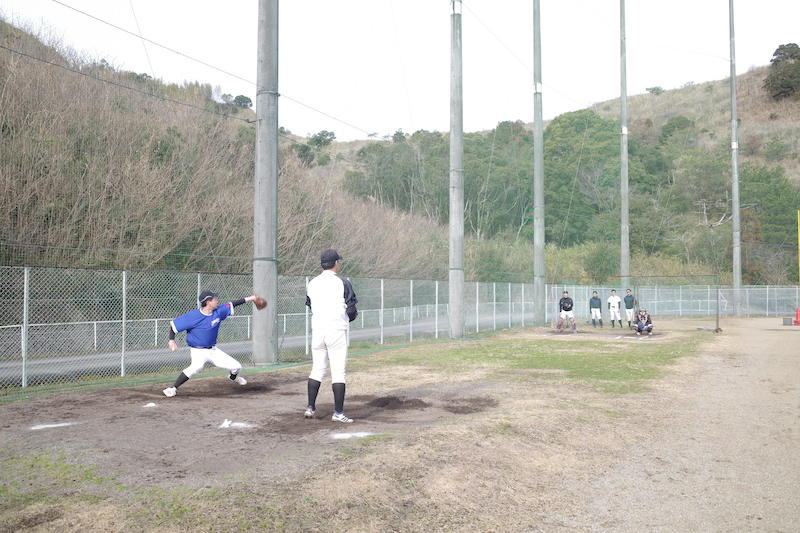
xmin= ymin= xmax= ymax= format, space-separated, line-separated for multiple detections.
xmin=1 ymin=18 xmax=797 ymax=283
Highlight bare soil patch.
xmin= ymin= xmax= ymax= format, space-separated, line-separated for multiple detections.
xmin=0 ymin=317 xmax=797 ymax=531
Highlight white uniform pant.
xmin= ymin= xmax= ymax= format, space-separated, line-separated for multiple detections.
xmin=309 ymin=328 xmax=348 ymax=384
xmin=625 ymin=308 xmax=634 ymax=321
xmin=609 ymin=309 xmax=621 ymax=320
xmin=590 ymin=308 xmax=602 ymax=320
xmin=183 ymin=346 xmax=242 ymax=378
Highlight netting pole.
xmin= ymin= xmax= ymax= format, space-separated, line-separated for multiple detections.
xmin=409 ymin=280 xmax=414 ymax=342
xmin=716 ymin=277 xmax=720 ymax=331
xmin=121 ymin=270 xmax=127 ymax=377
xmin=21 ymin=267 xmax=29 ymax=388
xmin=434 ymin=280 xmax=438 ymax=339
xmin=304 ymin=278 xmax=309 ymax=354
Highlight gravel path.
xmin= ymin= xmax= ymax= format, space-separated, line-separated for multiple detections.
xmin=569 ymin=318 xmax=800 ymax=531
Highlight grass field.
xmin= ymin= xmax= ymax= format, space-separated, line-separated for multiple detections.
xmin=0 ymin=322 xmax=709 ymax=531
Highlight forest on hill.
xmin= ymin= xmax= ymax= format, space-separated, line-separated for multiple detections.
xmin=1 ymin=18 xmax=798 ymax=283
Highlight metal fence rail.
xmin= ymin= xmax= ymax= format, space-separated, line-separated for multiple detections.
xmin=1 ymin=265 xmax=798 ymax=389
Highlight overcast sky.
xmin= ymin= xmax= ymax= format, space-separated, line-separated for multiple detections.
xmin=1 ymin=0 xmax=798 ymax=140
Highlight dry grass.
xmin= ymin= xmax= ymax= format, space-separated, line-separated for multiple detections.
xmin=593 ymin=66 xmax=800 ymax=184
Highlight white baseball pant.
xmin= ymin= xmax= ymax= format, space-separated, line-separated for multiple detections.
xmin=625 ymin=308 xmax=634 ymax=321
xmin=590 ymin=308 xmax=602 ymax=320
xmin=183 ymin=346 xmax=242 ymax=378
xmin=309 ymin=328 xmax=348 ymax=384
xmin=609 ymin=309 xmax=621 ymax=320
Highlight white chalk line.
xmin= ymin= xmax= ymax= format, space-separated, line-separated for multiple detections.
xmin=30 ymin=422 xmax=77 ymax=431
xmin=143 ymin=402 xmax=157 ymax=408
xmin=331 ymin=432 xmax=373 ymax=440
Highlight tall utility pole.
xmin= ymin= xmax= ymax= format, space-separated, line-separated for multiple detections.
xmin=619 ymin=0 xmax=630 ymax=281
xmin=253 ymin=0 xmax=279 ymax=364
xmin=448 ymin=0 xmax=464 ymax=339
xmin=729 ymin=0 xmax=742 ymax=312
xmin=532 ymin=0 xmax=546 ymax=326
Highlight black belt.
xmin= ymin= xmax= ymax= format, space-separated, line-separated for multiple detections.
xmin=190 ymin=346 xmax=214 ymax=349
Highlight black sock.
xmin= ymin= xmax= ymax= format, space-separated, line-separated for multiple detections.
xmin=332 ymin=382 xmax=346 ymax=413
xmin=307 ymin=378 xmax=321 ymax=410
xmin=229 ymin=371 xmax=238 ymax=381
xmin=599 ymin=319 xmax=603 ymax=327
xmin=173 ymin=372 xmax=189 ymax=389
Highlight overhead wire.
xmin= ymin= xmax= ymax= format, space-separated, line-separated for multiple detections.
xmin=49 ymin=0 xmax=374 ymax=137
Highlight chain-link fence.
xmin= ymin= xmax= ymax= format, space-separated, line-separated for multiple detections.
xmin=1 ymin=265 xmax=798 ymax=392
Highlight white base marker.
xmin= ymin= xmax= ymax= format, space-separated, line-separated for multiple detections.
xmin=30 ymin=422 xmax=76 ymax=431
xmin=331 ymin=432 xmax=373 ymax=440
xmin=144 ymin=402 xmax=157 ymax=408
xmin=219 ymin=419 xmax=255 ymax=429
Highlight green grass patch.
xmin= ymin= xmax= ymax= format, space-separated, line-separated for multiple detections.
xmin=351 ymin=332 xmax=703 ymax=394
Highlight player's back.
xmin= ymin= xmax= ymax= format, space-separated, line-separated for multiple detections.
xmin=307 ymin=270 xmax=349 ymax=331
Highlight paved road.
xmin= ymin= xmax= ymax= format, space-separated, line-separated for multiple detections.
xmin=1 ymin=311 xmax=531 ymax=387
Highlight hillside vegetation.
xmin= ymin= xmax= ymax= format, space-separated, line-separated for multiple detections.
xmin=1 ymin=19 xmax=798 ymax=283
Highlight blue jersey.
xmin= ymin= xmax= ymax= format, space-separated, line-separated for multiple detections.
xmin=171 ymin=303 xmax=233 ymax=348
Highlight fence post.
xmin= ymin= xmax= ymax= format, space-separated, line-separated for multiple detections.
xmin=196 ymin=272 xmax=202 ymax=304
xmin=121 ymin=270 xmax=127 ymax=377
xmin=766 ymin=286 xmax=769 ymax=316
xmin=380 ymin=279 xmax=385 ymax=345
xmin=707 ymin=285 xmax=710 ymax=316
xmin=508 ymin=282 xmax=512 ymax=328
xmin=94 ymin=321 xmax=98 ymax=350
xmin=493 ymin=282 xmax=496 ymax=331
xmin=475 ymin=282 xmax=480 ymax=333
xmin=304 ymin=276 xmax=309 ymax=355
xmin=409 ymin=279 xmax=414 ymax=342
xmin=154 ymin=319 xmax=158 ymax=346
xmin=247 ymin=315 xmax=251 ymax=339
xmin=521 ymin=283 xmax=525 ymax=327
xmin=283 ymin=314 xmax=287 ymax=334
xmin=679 ymin=286 xmax=683 ymax=317
xmin=434 ymin=280 xmax=438 ymax=339
xmin=21 ymin=267 xmax=29 ymax=388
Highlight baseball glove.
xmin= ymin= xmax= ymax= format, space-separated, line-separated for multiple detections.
xmin=253 ymin=296 xmax=267 ymax=310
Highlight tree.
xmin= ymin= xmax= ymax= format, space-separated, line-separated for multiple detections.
xmin=646 ymin=86 xmax=664 ymax=95
xmin=308 ymin=130 xmax=335 ymax=148
xmin=233 ymin=95 xmax=252 ymax=108
xmin=763 ymin=43 xmax=800 ymax=99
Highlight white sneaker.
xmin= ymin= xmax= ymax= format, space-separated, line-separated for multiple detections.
xmin=163 ymin=386 xmax=177 ymax=397
xmin=331 ymin=412 xmax=353 ymax=423
xmin=304 ymin=407 xmax=315 ymax=419
xmin=234 ymin=375 xmax=247 ymax=386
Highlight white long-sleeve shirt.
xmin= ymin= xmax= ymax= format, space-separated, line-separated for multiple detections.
xmin=306 ymin=270 xmax=358 ymax=331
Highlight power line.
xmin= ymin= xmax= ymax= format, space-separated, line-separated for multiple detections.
xmin=127 ymin=0 xmax=156 ymax=79
xmin=49 ymin=0 xmax=373 ymax=136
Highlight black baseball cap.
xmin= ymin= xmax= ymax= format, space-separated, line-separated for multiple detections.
xmin=198 ymin=290 xmax=218 ymax=306
xmin=320 ymin=248 xmax=341 ymax=269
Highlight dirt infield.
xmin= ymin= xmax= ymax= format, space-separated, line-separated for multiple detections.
xmin=0 ymin=317 xmax=798 ymax=531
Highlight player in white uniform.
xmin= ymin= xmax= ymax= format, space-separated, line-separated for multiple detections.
xmin=607 ymin=289 xmax=623 ymax=328
xmin=304 ymin=249 xmax=358 ymax=423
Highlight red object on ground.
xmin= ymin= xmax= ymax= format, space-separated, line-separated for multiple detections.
xmin=794 ymin=307 xmax=800 ymax=326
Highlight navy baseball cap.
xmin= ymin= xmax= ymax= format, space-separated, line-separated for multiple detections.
xmin=320 ymin=249 xmax=341 ymax=269
xmin=198 ymin=290 xmax=218 ymax=306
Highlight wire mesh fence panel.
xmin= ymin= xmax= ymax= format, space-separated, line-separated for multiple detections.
xmin=411 ymin=279 xmax=440 ymax=341
xmin=4 ymin=263 xmax=800 ymax=396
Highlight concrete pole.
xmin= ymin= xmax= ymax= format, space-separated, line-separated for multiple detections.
xmin=619 ymin=0 xmax=630 ymax=281
xmin=532 ymin=0 xmax=546 ymax=326
xmin=253 ymin=0 xmax=279 ymax=364
xmin=449 ymin=0 xmax=465 ymax=339
xmin=729 ymin=0 xmax=742 ymax=314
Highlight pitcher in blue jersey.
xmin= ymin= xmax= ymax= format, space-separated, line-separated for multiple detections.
xmin=162 ymin=290 xmax=262 ymax=397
